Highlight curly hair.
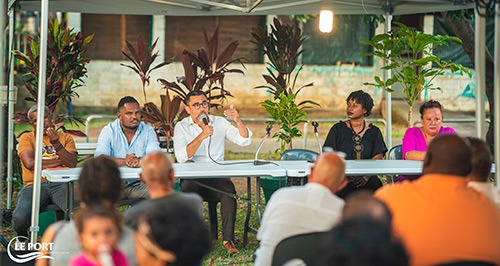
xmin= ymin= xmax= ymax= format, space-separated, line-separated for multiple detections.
xmin=419 ymin=100 xmax=442 ymax=117
xmin=346 ymin=90 xmax=374 ymax=117
xmin=77 ymin=155 xmax=123 ymax=207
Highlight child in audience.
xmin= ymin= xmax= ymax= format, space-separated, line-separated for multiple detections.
xmin=69 ymin=206 xmax=128 ymax=266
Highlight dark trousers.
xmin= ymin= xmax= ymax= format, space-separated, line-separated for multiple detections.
xmin=336 ymin=176 xmax=383 ymax=199
xmin=12 ymin=182 xmax=66 ymax=237
xmin=180 ymin=178 xmax=237 ymax=241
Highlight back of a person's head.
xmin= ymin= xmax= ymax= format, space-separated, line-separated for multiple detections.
xmin=316 ymin=217 xmax=409 ymax=266
xmin=310 ymin=152 xmax=346 ymax=190
xmin=78 ymin=155 xmax=123 ymax=206
xmin=342 ymin=191 xmax=392 ymax=226
xmin=137 ymin=207 xmax=211 ymax=266
xmin=466 ymin=137 xmax=492 ymax=182
xmin=141 ymin=152 xmax=174 ymax=185
xmin=423 ymin=134 xmax=472 ymax=177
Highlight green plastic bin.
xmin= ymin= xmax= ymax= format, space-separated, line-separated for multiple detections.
xmin=260 ymin=176 xmax=287 ymax=203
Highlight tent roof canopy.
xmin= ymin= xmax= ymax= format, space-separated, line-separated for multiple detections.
xmin=12 ymin=0 xmax=474 ymax=16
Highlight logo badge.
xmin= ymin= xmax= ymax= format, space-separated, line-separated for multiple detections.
xmin=7 ymin=236 xmax=54 ymax=263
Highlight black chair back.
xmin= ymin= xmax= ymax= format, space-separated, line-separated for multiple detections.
xmin=272 ymin=231 xmax=326 ymax=266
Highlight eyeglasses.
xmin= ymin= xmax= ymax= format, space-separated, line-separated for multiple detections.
xmin=191 ymin=101 xmax=209 ymax=110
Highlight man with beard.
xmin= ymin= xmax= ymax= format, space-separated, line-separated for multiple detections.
xmin=95 ymin=96 xmax=160 ymax=200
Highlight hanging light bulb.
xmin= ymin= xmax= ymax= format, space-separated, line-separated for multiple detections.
xmin=319 ymin=1 xmax=334 ymax=33
xmin=319 ymin=10 xmax=333 ymax=33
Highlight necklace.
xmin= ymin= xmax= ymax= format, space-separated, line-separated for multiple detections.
xmin=348 ymin=120 xmax=366 ymax=159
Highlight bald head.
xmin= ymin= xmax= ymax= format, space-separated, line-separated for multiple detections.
xmin=140 ymin=152 xmax=175 ymax=186
xmin=423 ymin=134 xmax=472 ymax=177
xmin=309 ymin=152 xmax=345 ymax=193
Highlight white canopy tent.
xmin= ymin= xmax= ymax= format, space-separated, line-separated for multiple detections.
xmin=4 ymin=0 xmax=494 ymax=243
xmin=11 ymin=0 xmax=475 ymax=16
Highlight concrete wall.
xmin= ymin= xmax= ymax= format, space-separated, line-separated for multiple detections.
xmin=71 ymin=60 xmax=477 ymax=114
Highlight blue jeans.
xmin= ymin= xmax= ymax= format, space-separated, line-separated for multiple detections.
xmin=12 ymin=182 xmax=66 ymax=237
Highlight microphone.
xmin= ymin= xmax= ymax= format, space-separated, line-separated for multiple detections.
xmin=254 ymin=125 xmax=272 ymax=165
xmin=311 ymin=121 xmax=322 ymax=155
xmin=199 ymin=113 xmax=209 ymax=125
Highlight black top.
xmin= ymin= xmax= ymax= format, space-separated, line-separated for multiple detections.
xmin=323 ymin=121 xmax=387 ymax=160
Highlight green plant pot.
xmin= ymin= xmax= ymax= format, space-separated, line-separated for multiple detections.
xmin=260 ymin=176 xmax=287 ymax=203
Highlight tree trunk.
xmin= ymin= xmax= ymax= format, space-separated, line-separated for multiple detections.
xmin=441 ymin=12 xmax=495 ymax=149
xmin=407 ymin=107 xmax=413 ymax=128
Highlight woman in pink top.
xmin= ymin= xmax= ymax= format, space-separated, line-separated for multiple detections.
xmin=398 ymin=100 xmax=456 ymax=182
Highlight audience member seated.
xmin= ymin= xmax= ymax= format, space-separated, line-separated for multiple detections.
xmin=376 ymin=135 xmax=500 ymax=265
xmin=323 ymin=90 xmax=387 ymax=199
xmin=14 ymin=105 xmax=78 ymax=238
xmin=36 ymin=156 xmax=136 ymax=266
xmin=173 ymin=90 xmax=252 ymax=254
xmin=95 ymin=96 xmax=161 ymax=201
xmin=398 ymin=100 xmax=456 ymax=182
xmin=69 ymin=206 xmax=128 ymax=266
xmin=342 ymin=191 xmax=392 ymax=225
xmin=254 ymin=152 xmax=346 ymax=266
xmin=124 ymin=152 xmax=203 ymax=229
xmin=316 ymin=216 xmax=409 ymax=266
xmin=134 ymin=206 xmax=211 ymax=266
xmin=466 ymin=137 xmax=500 ymax=208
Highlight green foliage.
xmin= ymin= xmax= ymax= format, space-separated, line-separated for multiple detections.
xmin=13 ymin=18 xmax=93 ymax=113
xmin=121 ymin=35 xmax=171 ymax=103
xmin=12 ymin=17 xmax=93 ymax=136
xmin=260 ymin=92 xmax=316 ymax=157
xmin=252 ymin=18 xmax=319 ymax=157
xmin=361 ymin=22 xmax=470 ymax=125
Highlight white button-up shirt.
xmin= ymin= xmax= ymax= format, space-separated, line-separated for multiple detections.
xmin=173 ymin=115 xmax=252 ymax=163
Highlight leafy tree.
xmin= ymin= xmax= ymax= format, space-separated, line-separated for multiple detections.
xmin=362 ymin=22 xmax=470 ymax=126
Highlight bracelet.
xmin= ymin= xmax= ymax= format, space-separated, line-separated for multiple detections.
xmin=54 ymin=143 xmax=64 ymax=152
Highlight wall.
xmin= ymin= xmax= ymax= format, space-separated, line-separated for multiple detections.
xmin=71 ymin=60 xmax=477 ymax=114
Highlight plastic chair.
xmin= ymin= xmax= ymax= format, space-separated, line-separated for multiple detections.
xmin=280 ymin=149 xmax=319 ymax=162
xmin=387 ymin=145 xmax=403 ymax=183
xmin=271 ymin=231 xmax=326 ymax=266
xmin=387 ymin=144 xmax=403 ymax=160
xmin=280 ymin=149 xmax=319 ymax=186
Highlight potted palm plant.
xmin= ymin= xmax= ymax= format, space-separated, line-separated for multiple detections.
xmin=361 ymin=22 xmax=471 ymax=126
xmin=13 ymin=17 xmax=94 ymax=136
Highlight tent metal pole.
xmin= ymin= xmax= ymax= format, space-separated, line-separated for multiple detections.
xmin=29 ymin=0 xmax=49 ymax=244
xmin=0 ymin=0 xmax=6 ymax=214
xmin=7 ymin=4 xmax=15 ymax=209
xmin=384 ymin=12 xmax=392 ymax=149
xmin=475 ymin=7 xmax=486 ymax=139
xmin=494 ymin=2 xmax=500 ymax=188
